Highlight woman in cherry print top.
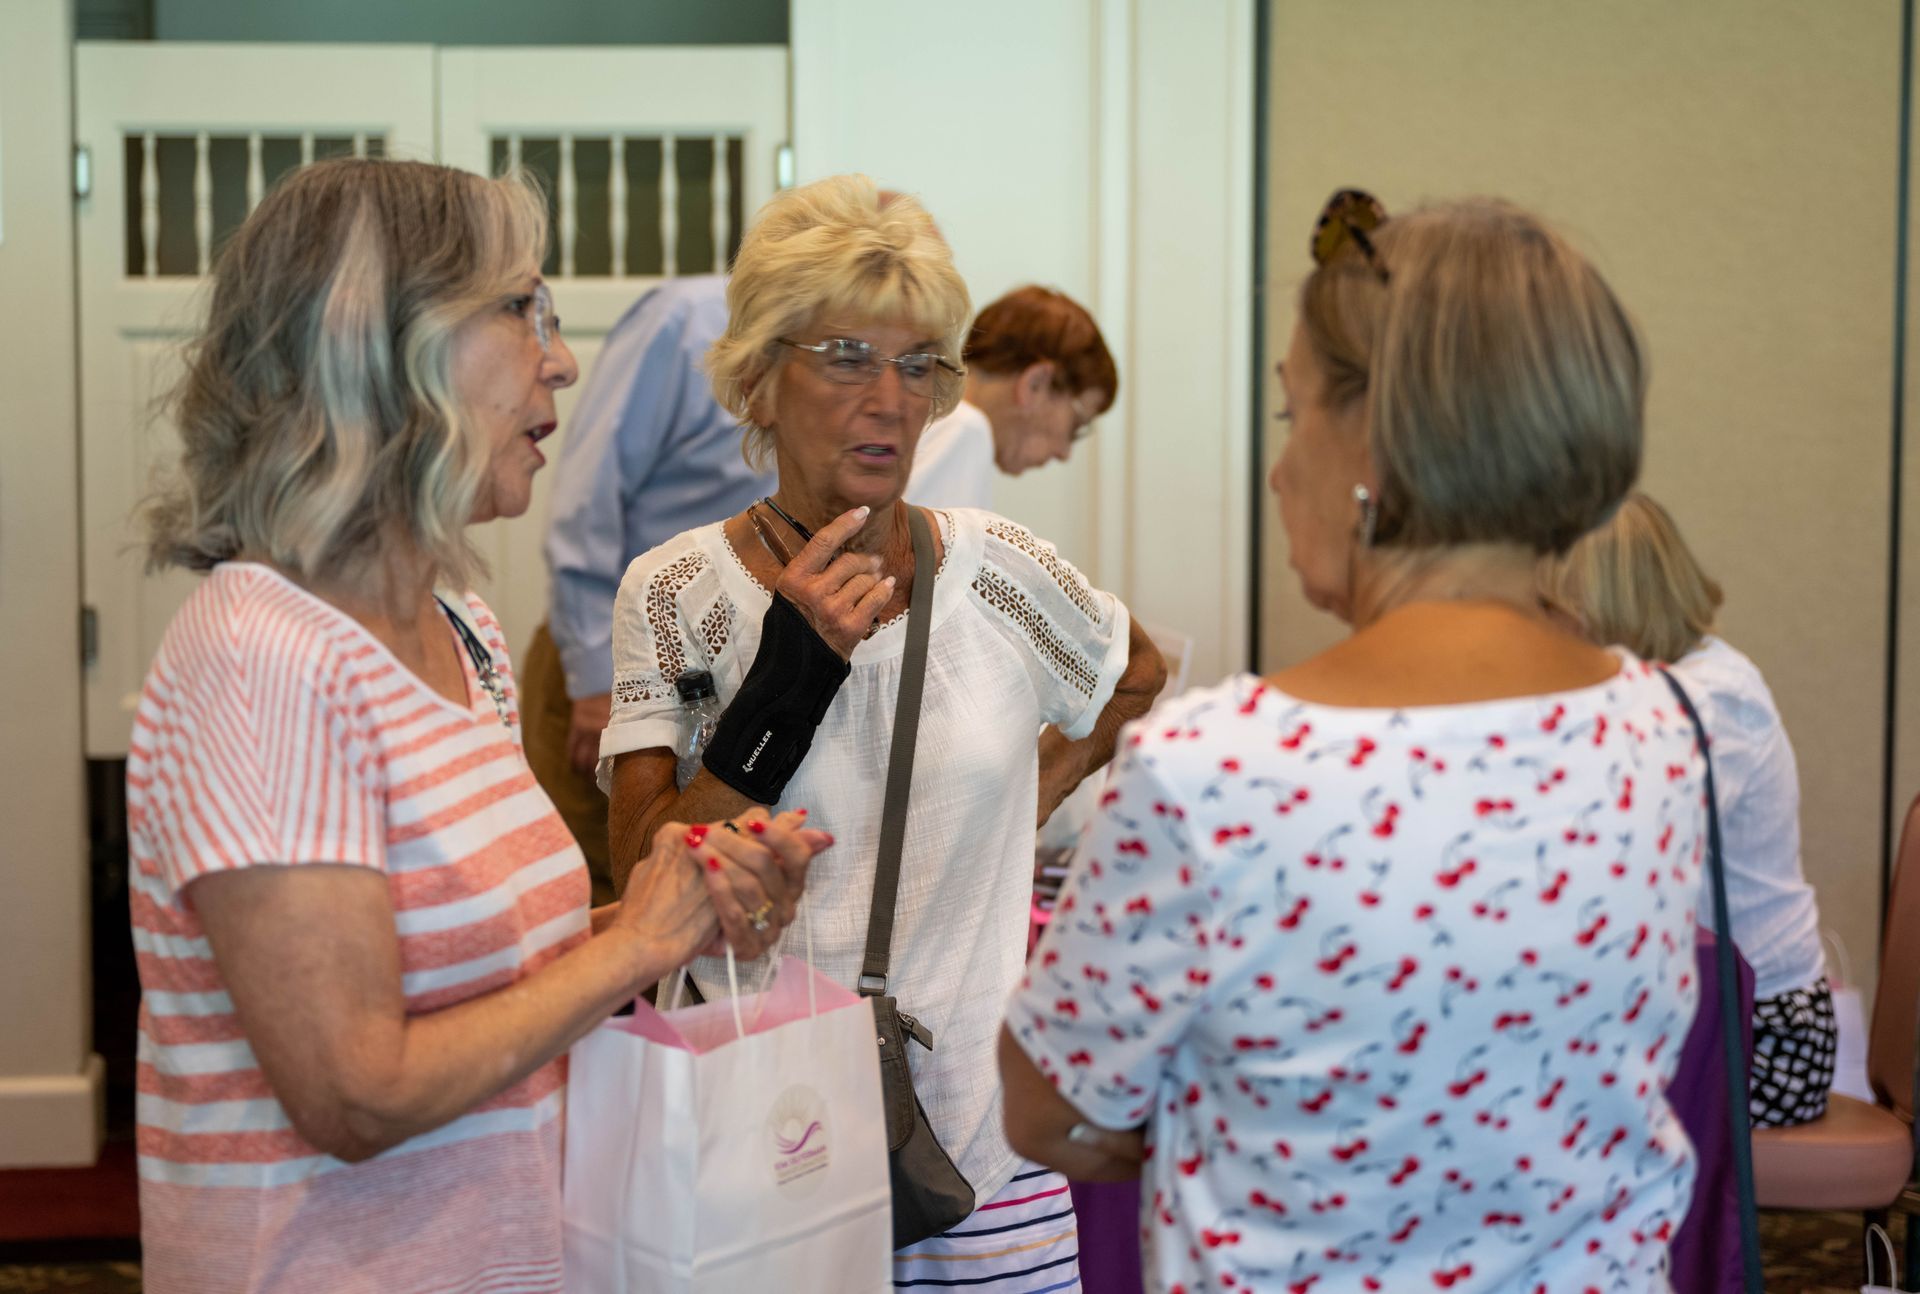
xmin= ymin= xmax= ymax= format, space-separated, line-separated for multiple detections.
xmin=1001 ymin=193 xmax=1706 ymax=1294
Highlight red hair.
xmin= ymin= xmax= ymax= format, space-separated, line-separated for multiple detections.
xmin=963 ymin=286 xmax=1117 ymax=413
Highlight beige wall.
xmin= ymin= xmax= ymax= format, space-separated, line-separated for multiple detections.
xmin=1261 ymin=1 xmax=1902 ymax=997
xmin=0 ymin=0 xmax=104 ymax=1165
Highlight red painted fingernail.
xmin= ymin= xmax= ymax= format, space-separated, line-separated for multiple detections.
xmin=686 ymin=825 xmax=708 ymax=845
xmin=705 ymin=856 xmax=721 ymax=873
xmin=822 ymin=833 xmax=836 ymax=847
xmin=795 ymin=808 xmax=808 ymax=818
xmin=747 ymin=820 xmax=766 ymax=835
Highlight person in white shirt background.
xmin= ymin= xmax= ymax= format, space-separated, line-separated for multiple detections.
xmin=524 ymin=275 xmax=1116 ymax=899
xmin=1548 ymin=490 xmax=1833 ymax=1127
xmin=909 ymin=284 xmax=1118 ymax=508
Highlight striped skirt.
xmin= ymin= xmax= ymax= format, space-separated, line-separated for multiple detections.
xmin=891 ymin=1164 xmax=1081 ymax=1291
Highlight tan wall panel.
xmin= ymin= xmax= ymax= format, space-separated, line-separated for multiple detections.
xmin=1261 ymin=1 xmax=1900 ymax=994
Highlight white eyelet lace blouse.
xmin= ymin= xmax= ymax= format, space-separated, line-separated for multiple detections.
xmin=598 ymin=506 xmax=1133 ymax=1201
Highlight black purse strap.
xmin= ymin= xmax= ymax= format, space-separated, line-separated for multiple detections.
xmin=858 ymin=506 xmax=936 ymax=996
xmin=1657 ymin=667 xmax=1763 ymax=1294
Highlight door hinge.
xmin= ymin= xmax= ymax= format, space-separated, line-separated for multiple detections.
xmin=81 ymin=604 xmax=98 ymax=668
xmin=73 ymin=145 xmax=92 ymax=201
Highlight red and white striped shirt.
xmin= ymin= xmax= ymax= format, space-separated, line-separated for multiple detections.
xmin=126 ymin=563 xmax=591 ymax=1294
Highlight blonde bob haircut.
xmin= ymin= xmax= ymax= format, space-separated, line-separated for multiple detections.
xmin=1300 ymin=197 xmax=1645 ymax=555
xmin=708 ymin=174 xmax=971 ymax=467
xmin=145 ymin=157 xmax=548 ymax=589
xmin=1545 ymin=492 xmax=1725 ymax=663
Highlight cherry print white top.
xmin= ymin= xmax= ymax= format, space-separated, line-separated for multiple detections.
xmin=1009 ymin=658 xmax=1706 ymax=1294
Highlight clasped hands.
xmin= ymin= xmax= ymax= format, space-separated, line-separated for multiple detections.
xmin=609 ymin=806 xmax=826 ymax=966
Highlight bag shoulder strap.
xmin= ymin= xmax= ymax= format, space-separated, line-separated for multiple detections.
xmin=859 ymin=507 xmax=937 ymax=996
xmin=1657 ymin=666 xmax=1763 ymax=1294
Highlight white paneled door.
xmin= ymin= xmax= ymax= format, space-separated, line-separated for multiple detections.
xmin=74 ymin=43 xmax=788 ymax=756
xmin=437 ymin=46 xmax=786 ymax=658
xmin=75 ymin=43 xmax=437 ymax=757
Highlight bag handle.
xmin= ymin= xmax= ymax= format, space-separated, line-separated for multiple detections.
xmin=859 ymin=507 xmax=936 ymax=997
xmin=663 ymin=902 xmax=819 ymax=1022
xmin=1822 ymin=925 xmax=1854 ymax=989
xmin=1867 ymin=1220 xmax=1899 ymax=1288
xmin=1658 ymin=667 xmax=1762 ymax=1294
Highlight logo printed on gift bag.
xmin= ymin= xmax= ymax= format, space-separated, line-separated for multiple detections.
xmin=767 ymin=1084 xmax=831 ymax=1191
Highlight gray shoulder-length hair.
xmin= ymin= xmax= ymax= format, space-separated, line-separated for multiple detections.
xmin=1299 ymin=197 xmax=1645 ymax=556
xmin=144 ymin=157 xmax=548 ymax=589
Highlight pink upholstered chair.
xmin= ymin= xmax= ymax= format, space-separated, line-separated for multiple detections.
xmin=1751 ymin=793 xmax=1920 ymax=1281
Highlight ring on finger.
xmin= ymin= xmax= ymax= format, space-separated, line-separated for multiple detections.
xmin=721 ymin=820 xmax=743 ymax=835
xmin=748 ymin=900 xmax=774 ymax=933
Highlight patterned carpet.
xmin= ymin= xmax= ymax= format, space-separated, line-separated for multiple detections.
xmin=0 ymin=1209 xmax=1901 ymax=1291
xmin=1760 ymin=1206 xmax=1904 ymax=1291
xmin=0 ymin=1264 xmax=139 ymax=1293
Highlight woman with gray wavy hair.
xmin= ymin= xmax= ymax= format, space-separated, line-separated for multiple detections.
xmin=126 ymin=157 xmax=824 ymax=1294
xmin=602 ymin=173 xmax=1165 ymax=1288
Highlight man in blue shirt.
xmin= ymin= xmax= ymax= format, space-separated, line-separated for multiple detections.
xmin=520 ymin=275 xmax=773 ymax=900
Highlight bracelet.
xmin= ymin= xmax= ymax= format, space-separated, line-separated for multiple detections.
xmin=1066 ymin=1122 xmax=1105 ymax=1148
xmin=701 ymin=594 xmax=851 ymax=803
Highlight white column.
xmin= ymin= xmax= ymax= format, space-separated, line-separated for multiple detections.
xmin=660 ymin=135 xmax=678 ymax=276
xmin=140 ymin=133 xmax=158 ymax=278
xmin=610 ymin=135 xmax=627 ymax=277
xmin=193 ymin=131 xmax=212 ymax=274
xmin=711 ymin=134 xmax=730 ymax=272
xmin=245 ymin=132 xmax=264 ymax=212
xmin=0 ymin=0 xmax=101 ymax=1166
xmin=558 ymin=134 xmax=576 ymax=278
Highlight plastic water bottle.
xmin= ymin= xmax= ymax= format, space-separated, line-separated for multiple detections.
xmin=674 ymin=670 xmax=724 ymax=791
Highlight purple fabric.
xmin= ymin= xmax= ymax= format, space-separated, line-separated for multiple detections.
xmin=1668 ymin=927 xmax=1757 ymax=1294
xmin=1067 ymin=1178 xmax=1143 ymax=1293
xmin=1065 ymin=928 xmax=1753 ymax=1294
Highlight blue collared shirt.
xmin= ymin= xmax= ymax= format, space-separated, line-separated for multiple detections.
xmin=543 ymin=275 xmax=776 ymax=698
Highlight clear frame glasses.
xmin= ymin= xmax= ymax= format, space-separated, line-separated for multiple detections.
xmin=778 ymin=337 xmax=964 ymax=396
xmin=1068 ymin=389 xmax=1103 ymax=441
xmin=510 ymin=282 xmax=562 ymax=352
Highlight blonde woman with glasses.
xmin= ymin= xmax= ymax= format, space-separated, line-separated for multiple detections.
xmin=601 ymin=174 xmax=1165 ymax=1289
xmin=126 ymin=158 xmax=824 ymax=1294
xmin=1547 ymin=492 xmax=1832 ymax=1129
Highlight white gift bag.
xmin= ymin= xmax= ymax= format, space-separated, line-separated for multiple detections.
xmin=1825 ymin=929 xmax=1873 ymax=1104
xmin=562 ymin=953 xmax=893 ymax=1293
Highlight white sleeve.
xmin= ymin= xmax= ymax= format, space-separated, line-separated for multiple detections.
xmin=905 ymin=404 xmax=997 ymax=510
xmin=597 ymin=542 xmax=726 ymax=790
xmin=970 ymin=513 xmax=1131 ymax=740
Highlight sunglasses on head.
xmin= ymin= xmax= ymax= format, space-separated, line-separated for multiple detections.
xmin=1311 ymin=188 xmax=1390 ymax=283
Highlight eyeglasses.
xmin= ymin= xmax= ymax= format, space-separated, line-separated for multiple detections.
xmin=515 ymin=282 xmax=561 ymax=352
xmin=778 ymin=337 xmax=964 ymax=396
xmin=1068 ymin=389 xmax=1103 ymax=441
xmin=1311 ymin=188 xmax=1390 ymax=283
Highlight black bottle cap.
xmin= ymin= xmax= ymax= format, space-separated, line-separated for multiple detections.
xmin=674 ymin=669 xmax=717 ymax=703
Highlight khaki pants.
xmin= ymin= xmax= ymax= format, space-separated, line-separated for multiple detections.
xmin=521 ymin=621 xmax=615 ymax=905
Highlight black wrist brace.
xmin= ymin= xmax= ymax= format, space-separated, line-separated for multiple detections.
xmin=701 ymin=594 xmax=852 ymax=803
